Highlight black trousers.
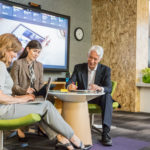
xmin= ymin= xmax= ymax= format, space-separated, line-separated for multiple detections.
xmin=88 ymin=93 xmax=113 ymax=128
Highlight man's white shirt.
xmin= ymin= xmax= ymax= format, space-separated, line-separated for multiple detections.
xmin=88 ymin=65 xmax=104 ymax=92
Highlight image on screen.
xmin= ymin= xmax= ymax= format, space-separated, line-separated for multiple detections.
xmin=0 ymin=0 xmax=70 ymax=71
xmin=12 ymin=24 xmax=45 ymax=48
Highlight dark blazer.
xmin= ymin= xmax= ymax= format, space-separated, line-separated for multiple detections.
xmin=66 ymin=63 xmax=112 ymax=94
xmin=11 ymin=58 xmax=44 ymax=95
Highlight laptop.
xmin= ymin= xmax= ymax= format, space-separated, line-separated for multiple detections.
xmin=29 ymin=77 xmax=52 ymax=103
xmin=44 ymin=77 xmax=52 ymax=100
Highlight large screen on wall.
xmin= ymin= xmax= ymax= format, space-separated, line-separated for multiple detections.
xmin=0 ymin=0 xmax=70 ymax=71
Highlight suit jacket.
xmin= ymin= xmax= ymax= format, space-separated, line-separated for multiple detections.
xmin=66 ymin=63 xmax=112 ymax=94
xmin=11 ymin=58 xmax=44 ymax=95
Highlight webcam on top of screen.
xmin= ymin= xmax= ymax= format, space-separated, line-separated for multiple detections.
xmin=28 ymin=2 xmax=41 ymax=9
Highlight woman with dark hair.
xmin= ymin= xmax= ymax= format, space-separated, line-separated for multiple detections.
xmin=10 ymin=40 xmax=44 ymax=141
xmin=0 ymin=33 xmax=88 ymax=150
xmin=19 ymin=40 xmax=42 ymax=59
xmin=11 ymin=40 xmax=43 ymax=95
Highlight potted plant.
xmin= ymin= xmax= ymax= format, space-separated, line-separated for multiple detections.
xmin=141 ymin=68 xmax=150 ymax=83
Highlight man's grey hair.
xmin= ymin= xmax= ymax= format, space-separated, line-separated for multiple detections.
xmin=88 ymin=45 xmax=104 ymax=59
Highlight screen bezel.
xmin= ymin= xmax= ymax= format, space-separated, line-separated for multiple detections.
xmin=0 ymin=0 xmax=70 ymax=72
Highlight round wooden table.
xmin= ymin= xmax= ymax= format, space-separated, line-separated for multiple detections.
xmin=48 ymin=90 xmax=104 ymax=145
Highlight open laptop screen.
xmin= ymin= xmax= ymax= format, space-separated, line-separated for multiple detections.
xmin=44 ymin=77 xmax=52 ymax=100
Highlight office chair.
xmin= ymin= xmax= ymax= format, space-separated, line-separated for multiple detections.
xmin=0 ymin=113 xmax=41 ymax=150
xmin=88 ymin=81 xmax=119 ymax=132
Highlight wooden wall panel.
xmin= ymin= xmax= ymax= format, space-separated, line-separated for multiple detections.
xmin=92 ymin=0 xmax=148 ymax=111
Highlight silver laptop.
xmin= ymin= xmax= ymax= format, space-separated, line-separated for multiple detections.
xmin=29 ymin=77 xmax=52 ymax=103
xmin=44 ymin=77 xmax=52 ymax=100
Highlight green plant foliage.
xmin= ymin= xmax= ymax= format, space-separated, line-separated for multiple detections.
xmin=142 ymin=68 xmax=150 ymax=75
xmin=142 ymin=68 xmax=150 ymax=83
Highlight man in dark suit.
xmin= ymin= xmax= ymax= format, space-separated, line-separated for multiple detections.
xmin=66 ymin=45 xmax=113 ymax=146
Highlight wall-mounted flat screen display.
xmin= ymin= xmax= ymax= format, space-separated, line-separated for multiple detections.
xmin=0 ymin=0 xmax=70 ymax=71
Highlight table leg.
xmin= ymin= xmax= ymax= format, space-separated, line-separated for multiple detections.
xmin=62 ymin=101 xmax=92 ymax=145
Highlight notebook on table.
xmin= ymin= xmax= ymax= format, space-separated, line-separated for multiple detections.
xmin=70 ymin=89 xmax=96 ymax=93
xmin=29 ymin=77 xmax=52 ymax=103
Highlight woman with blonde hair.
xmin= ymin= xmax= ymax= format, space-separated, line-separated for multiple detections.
xmin=0 ymin=33 xmax=89 ymax=150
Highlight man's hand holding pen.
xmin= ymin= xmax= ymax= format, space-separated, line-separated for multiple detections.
xmin=68 ymin=82 xmax=77 ymax=91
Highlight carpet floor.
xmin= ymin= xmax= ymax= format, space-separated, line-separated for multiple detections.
xmin=3 ymin=111 xmax=150 ymax=150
